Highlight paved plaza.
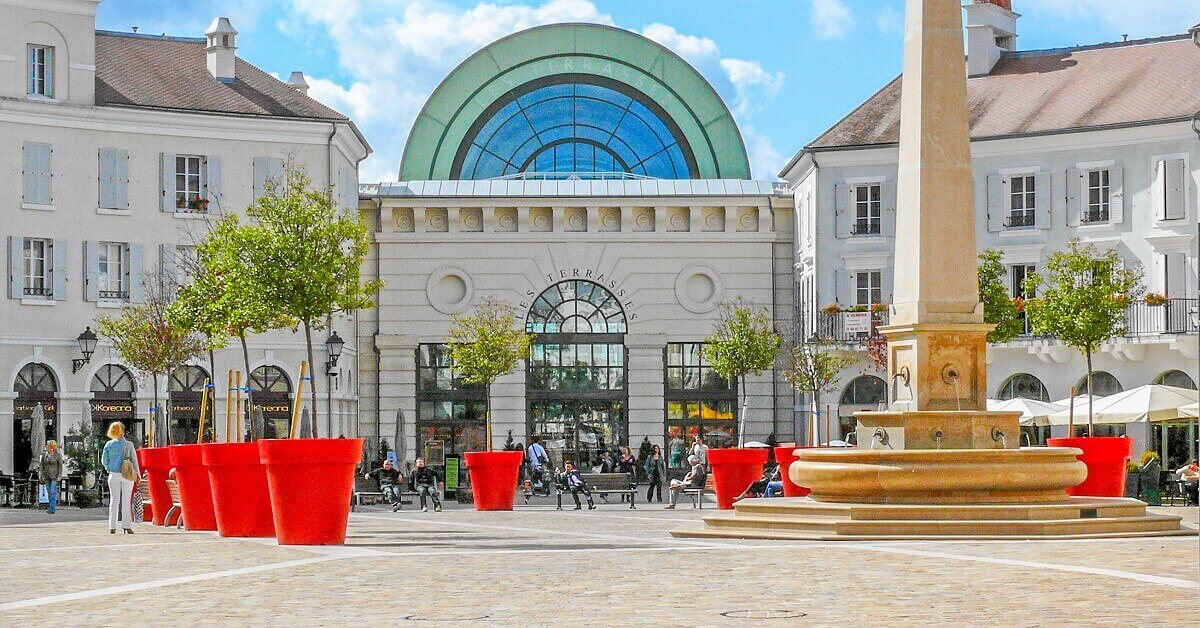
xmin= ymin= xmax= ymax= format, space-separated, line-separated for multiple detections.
xmin=1 ymin=502 xmax=1197 ymax=626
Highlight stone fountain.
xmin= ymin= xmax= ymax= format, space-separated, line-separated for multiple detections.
xmin=674 ymin=0 xmax=1194 ymax=540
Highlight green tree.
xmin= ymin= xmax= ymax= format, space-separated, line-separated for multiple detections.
xmin=1026 ymin=239 xmax=1144 ymax=430
xmin=978 ymin=249 xmax=1025 ymax=343
xmin=784 ymin=342 xmax=856 ymax=445
xmin=62 ymin=418 xmax=104 ymax=492
xmin=168 ymin=216 xmax=295 ymax=440
xmin=704 ymin=297 xmax=782 ymax=447
xmin=446 ymin=298 xmax=533 ymax=452
xmin=97 ymin=273 xmax=205 ymax=446
xmin=245 ymin=167 xmax=381 ymax=436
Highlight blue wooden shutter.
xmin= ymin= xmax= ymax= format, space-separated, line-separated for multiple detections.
xmin=834 ymin=184 xmax=852 ymax=238
xmin=161 ymin=153 xmax=176 ymax=212
xmin=1109 ymin=167 xmax=1125 ymax=224
xmin=52 ymin=238 xmax=67 ymax=301
xmin=38 ymin=144 xmax=52 ymax=204
xmin=986 ymin=174 xmax=1005 ymax=232
xmin=99 ymin=148 xmax=129 ymax=210
xmin=128 ymin=244 xmax=145 ymax=303
xmin=1034 ymin=172 xmax=1051 ymax=229
xmin=1065 ymin=169 xmax=1081 ymax=226
xmin=204 ymin=156 xmax=222 ymax=209
xmin=1163 ymin=159 xmax=1186 ymax=220
xmin=159 ymin=244 xmax=176 ymax=282
xmin=880 ymin=180 xmax=896 ymax=237
xmin=83 ymin=241 xmax=99 ymax=302
xmin=44 ymin=48 xmax=54 ymax=97
xmin=253 ymin=157 xmax=270 ymax=199
xmin=8 ymin=236 xmax=23 ymax=299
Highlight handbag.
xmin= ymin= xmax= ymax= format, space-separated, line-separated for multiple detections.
xmin=120 ymin=442 xmax=137 ymax=482
xmin=38 ymin=483 xmax=49 ymax=504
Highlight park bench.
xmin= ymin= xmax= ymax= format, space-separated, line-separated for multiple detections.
xmin=557 ymin=472 xmax=636 ymax=509
xmin=352 ymin=476 xmax=417 ymax=511
xmin=681 ymin=474 xmax=715 ymax=509
xmin=164 ymin=478 xmax=184 ymax=529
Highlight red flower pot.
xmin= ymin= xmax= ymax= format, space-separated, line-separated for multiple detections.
xmin=137 ymin=446 xmax=173 ymax=525
xmin=773 ymin=445 xmax=811 ymax=497
xmin=258 ymin=438 xmax=363 ymax=545
xmin=202 ymin=442 xmax=275 ymax=538
xmin=708 ymin=447 xmax=770 ymax=510
xmin=464 ymin=450 xmax=524 ymax=511
xmin=1046 ymin=436 xmax=1132 ymax=498
xmin=168 ymin=445 xmax=217 ymax=531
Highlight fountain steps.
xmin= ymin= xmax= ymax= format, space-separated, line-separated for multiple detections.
xmin=671 ymin=497 xmax=1197 ymax=541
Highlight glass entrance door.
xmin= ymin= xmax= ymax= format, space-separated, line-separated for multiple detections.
xmin=529 ymin=399 xmax=625 ymax=468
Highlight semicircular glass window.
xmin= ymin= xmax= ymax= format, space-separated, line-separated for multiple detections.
xmin=526 ymin=280 xmax=627 ymax=334
xmin=456 ymin=77 xmax=694 ymax=180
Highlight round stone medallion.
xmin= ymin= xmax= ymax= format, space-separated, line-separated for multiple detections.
xmin=674 ymin=265 xmax=722 ymax=314
xmin=425 ymin=267 xmax=474 ymax=314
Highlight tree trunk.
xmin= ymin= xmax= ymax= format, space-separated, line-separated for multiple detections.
xmin=737 ymin=376 xmax=747 ymax=448
xmin=151 ymin=373 xmax=160 ymax=447
xmin=239 ymin=331 xmax=253 ymax=441
xmin=810 ymin=391 xmax=821 ymax=447
xmin=1085 ymin=347 xmax=1094 ymax=437
xmin=208 ymin=347 xmax=216 ymax=442
xmin=485 ymin=382 xmax=492 ymax=452
xmin=303 ymin=319 xmax=319 ymax=438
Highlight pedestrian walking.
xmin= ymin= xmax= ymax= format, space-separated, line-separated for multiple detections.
xmin=366 ymin=459 xmax=405 ymax=512
xmin=38 ymin=440 xmax=63 ymax=514
xmin=644 ymin=445 xmax=666 ymax=503
xmin=562 ymin=463 xmax=595 ymax=510
xmin=101 ymin=422 xmax=139 ymax=534
xmin=410 ymin=458 xmax=442 ymax=512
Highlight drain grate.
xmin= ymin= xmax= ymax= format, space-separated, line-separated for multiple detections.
xmin=404 ymin=614 xmax=491 ymax=622
xmin=720 ymin=610 xmax=807 ymax=620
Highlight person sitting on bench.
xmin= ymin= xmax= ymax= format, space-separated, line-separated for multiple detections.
xmin=410 ymin=458 xmax=442 ymax=512
xmin=366 ymin=459 xmax=404 ymax=512
xmin=665 ymin=455 xmax=705 ymax=510
xmin=562 ymin=463 xmax=595 ymax=510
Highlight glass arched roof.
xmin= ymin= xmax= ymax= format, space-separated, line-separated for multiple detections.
xmin=455 ymin=77 xmax=695 ymax=180
xmin=526 ymin=280 xmax=628 ymax=334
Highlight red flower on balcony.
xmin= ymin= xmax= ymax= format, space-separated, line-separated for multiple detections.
xmin=821 ymin=303 xmax=842 ymax=316
xmin=1144 ymin=293 xmax=1169 ymax=307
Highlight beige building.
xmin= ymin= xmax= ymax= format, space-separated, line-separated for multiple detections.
xmin=1 ymin=0 xmax=369 ymax=474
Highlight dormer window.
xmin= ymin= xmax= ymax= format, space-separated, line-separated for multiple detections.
xmin=28 ymin=45 xmax=54 ymax=98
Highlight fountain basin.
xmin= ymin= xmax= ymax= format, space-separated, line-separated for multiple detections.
xmin=791 ymin=447 xmax=1086 ymax=505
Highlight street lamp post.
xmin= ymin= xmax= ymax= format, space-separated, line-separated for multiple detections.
xmin=71 ymin=327 xmax=98 ymax=374
xmin=325 ymin=331 xmax=344 ymax=435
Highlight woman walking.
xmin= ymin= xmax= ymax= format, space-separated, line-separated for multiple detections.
xmin=101 ymin=422 xmax=139 ymax=534
xmin=644 ymin=445 xmax=666 ymax=503
xmin=38 ymin=440 xmax=63 ymax=514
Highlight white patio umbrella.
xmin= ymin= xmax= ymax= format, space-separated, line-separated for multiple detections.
xmin=987 ymin=398 xmax=1065 ymax=427
xmin=1047 ymin=385 xmax=1198 ymax=425
xmin=1179 ymin=402 xmax=1199 ymax=419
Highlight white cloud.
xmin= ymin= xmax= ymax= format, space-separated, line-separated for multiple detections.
xmin=289 ymin=1 xmax=785 ymax=181
xmin=812 ymin=0 xmax=854 ymax=39
xmin=876 ymin=6 xmax=903 ymax=35
xmin=1027 ymin=0 xmax=1199 ymax=38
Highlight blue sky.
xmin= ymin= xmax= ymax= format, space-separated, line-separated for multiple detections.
xmin=96 ymin=1 xmax=1200 ymax=182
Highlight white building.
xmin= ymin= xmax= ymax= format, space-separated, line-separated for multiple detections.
xmin=781 ymin=1 xmax=1199 ymax=464
xmin=358 ymin=23 xmax=796 ymax=484
xmin=1 ymin=0 xmax=370 ymax=474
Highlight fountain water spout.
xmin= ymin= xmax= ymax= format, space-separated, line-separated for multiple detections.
xmin=991 ymin=427 xmax=1007 ymax=449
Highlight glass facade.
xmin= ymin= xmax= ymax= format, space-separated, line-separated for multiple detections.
xmin=664 ymin=343 xmax=737 ymax=472
xmin=416 ymin=344 xmax=486 ymax=487
xmin=455 ymin=76 xmax=694 ymax=180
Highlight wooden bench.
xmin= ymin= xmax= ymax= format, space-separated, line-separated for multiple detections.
xmin=352 ymin=477 xmax=418 ymax=512
xmin=681 ymin=474 xmax=715 ymax=509
xmin=164 ymin=479 xmax=184 ymax=529
xmin=557 ymin=473 xmax=636 ymax=509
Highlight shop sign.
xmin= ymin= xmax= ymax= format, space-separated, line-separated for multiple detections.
xmin=90 ymin=400 xmax=134 ymax=417
xmin=14 ymin=401 xmax=57 ymax=414
xmin=843 ymin=312 xmax=871 ymax=334
xmin=520 ymin=267 xmax=638 ymax=321
xmin=445 ymin=456 xmax=460 ymax=491
xmin=425 ymin=440 xmax=445 ymax=466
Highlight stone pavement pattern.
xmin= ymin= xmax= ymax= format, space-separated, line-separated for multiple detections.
xmin=2 ymin=504 xmax=1197 ymax=625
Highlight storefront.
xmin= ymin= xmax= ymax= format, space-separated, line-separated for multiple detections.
xmin=13 ymin=363 xmax=58 ymax=474
xmin=168 ymin=365 xmax=213 ymax=444
xmin=249 ymin=365 xmax=293 ymax=439
xmin=89 ymin=364 xmax=141 ymax=444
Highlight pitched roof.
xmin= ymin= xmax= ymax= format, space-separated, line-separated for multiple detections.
xmin=94 ymin=31 xmax=347 ymax=121
xmin=803 ymin=34 xmax=1200 ymax=155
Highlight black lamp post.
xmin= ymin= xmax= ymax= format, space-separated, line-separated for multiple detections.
xmin=72 ymin=327 xmax=98 ymax=374
xmin=325 ymin=331 xmax=345 ymax=374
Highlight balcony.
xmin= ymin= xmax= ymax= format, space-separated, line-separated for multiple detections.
xmin=808 ymin=309 xmax=889 ymax=344
xmin=1123 ymin=299 xmax=1198 ymax=336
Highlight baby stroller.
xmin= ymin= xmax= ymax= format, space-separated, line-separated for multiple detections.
xmin=522 ymin=464 xmax=552 ymax=504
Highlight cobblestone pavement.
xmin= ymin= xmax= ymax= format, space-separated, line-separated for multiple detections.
xmin=2 ymin=503 xmax=1196 ymax=626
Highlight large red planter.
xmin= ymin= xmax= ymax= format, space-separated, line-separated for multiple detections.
xmin=464 ymin=450 xmax=524 ymax=511
xmin=773 ymin=445 xmax=811 ymax=498
xmin=202 ymin=442 xmax=275 ymax=538
xmin=168 ymin=445 xmax=217 ymax=531
xmin=1046 ymin=436 xmax=1132 ymax=498
xmin=137 ymin=446 xmax=173 ymax=526
xmin=259 ymin=438 xmax=363 ymax=545
xmin=708 ymin=447 xmax=770 ymax=510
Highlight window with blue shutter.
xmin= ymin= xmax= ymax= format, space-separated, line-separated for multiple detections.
xmin=254 ymin=157 xmax=284 ymax=200
xmin=99 ymin=148 xmax=129 ymax=210
xmin=51 ymin=238 xmax=67 ymax=301
xmin=22 ymin=142 xmax=52 ymax=206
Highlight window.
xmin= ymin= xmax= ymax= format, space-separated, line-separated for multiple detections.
xmin=98 ymin=242 xmax=129 ymax=300
xmin=175 ymin=155 xmax=203 ymax=211
xmin=853 ymin=184 xmax=881 ymax=236
xmin=416 ymin=344 xmax=487 ymax=481
xmin=1076 ymin=371 xmax=1122 ymax=397
xmin=22 ymin=142 xmax=52 ymax=206
xmin=665 ymin=343 xmax=737 ymax=471
xmin=1010 ymin=264 xmax=1035 ymax=298
xmin=997 ymin=373 xmax=1050 ymax=401
xmin=1084 ymin=169 xmax=1110 ymax=223
xmin=1007 ymin=175 xmax=1036 ymax=228
xmin=27 ymin=45 xmax=53 ymax=97
xmin=22 ymin=238 xmax=51 ymax=297
xmin=1156 ymin=159 xmax=1187 ymax=221
xmin=1154 ymin=370 xmax=1197 ymax=390
xmin=855 ymin=271 xmax=882 ymax=306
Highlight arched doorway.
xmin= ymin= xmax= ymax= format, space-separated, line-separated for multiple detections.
xmin=169 ymin=365 xmax=213 ymax=444
xmin=838 ymin=375 xmax=887 ymax=443
xmin=90 ymin=365 xmax=141 ymax=445
xmin=997 ymin=373 xmax=1050 ymax=401
xmin=1076 ymin=371 xmax=1122 ymax=397
xmin=250 ymin=366 xmax=293 ymax=440
xmin=13 ymin=364 xmax=58 ymax=473
xmin=526 ymin=280 xmax=628 ymax=467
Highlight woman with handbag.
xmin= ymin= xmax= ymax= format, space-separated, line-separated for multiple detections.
xmin=38 ymin=440 xmax=64 ymax=514
xmin=101 ymin=422 xmax=139 ymax=534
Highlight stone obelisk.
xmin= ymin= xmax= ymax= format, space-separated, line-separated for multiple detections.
xmin=858 ymin=0 xmax=1016 ymax=449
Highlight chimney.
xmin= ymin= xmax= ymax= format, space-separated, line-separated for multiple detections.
xmin=287 ymin=71 xmax=310 ymax=96
xmin=963 ymin=1 xmax=1019 ymax=77
xmin=205 ymin=17 xmax=238 ymax=83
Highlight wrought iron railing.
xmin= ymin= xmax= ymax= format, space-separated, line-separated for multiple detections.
xmin=99 ymin=290 xmax=129 ymax=301
xmin=1123 ymin=299 xmax=1198 ymax=336
xmin=23 ymin=286 xmax=51 ymax=297
xmin=809 ymin=310 xmax=889 ymax=344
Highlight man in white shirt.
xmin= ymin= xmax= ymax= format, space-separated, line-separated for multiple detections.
xmin=689 ymin=435 xmax=709 ymax=469
xmin=526 ymin=437 xmax=550 ymax=495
